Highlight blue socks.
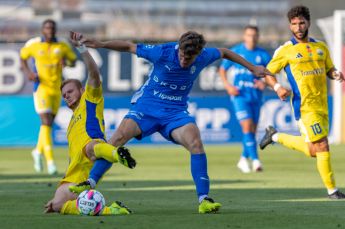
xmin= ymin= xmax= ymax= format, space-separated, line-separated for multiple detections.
xmin=243 ymin=133 xmax=258 ymax=160
xmin=191 ymin=153 xmax=209 ymax=203
xmin=89 ymin=159 xmax=112 ymax=188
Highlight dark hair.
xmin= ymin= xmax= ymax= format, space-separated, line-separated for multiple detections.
xmin=42 ymin=19 xmax=56 ymax=28
xmin=244 ymin=25 xmax=259 ymax=33
xmin=60 ymin=79 xmax=83 ymax=91
xmin=287 ymin=5 xmax=310 ymax=22
xmin=178 ymin=31 xmax=206 ymax=56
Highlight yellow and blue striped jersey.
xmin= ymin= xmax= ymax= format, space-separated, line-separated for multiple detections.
xmin=267 ymin=37 xmax=334 ymax=120
xmin=67 ymin=84 xmax=105 ymax=158
xmin=20 ymin=37 xmax=77 ymax=94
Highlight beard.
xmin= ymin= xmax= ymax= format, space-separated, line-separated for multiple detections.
xmin=293 ymin=29 xmax=309 ymax=40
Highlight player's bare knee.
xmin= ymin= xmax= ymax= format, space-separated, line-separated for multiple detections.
xmin=110 ymin=131 xmax=127 ymax=146
xmin=318 ymin=140 xmax=329 ymax=152
xmin=189 ymin=138 xmax=204 ymax=153
xmin=84 ymin=141 xmax=97 ymax=161
xmin=307 ymin=144 xmax=315 ymax=157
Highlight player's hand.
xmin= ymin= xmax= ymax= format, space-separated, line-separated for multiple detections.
xmin=276 ymin=87 xmax=291 ymax=101
xmin=28 ymin=72 xmax=38 ymax=82
xmin=79 ymin=36 xmax=104 ymax=49
xmin=254 ymin=79 xmax=266 ymax=91
xmin=251 ymin=66 xmax=273 ymax=78
xmin=226 ymin=85 xmax=239 ymax=96
xmin=69 ymin=31 xmax=83 ymax=47
xmin=332 ymin=70 xmax=344 ymax=83
xmin=44 ymin=200 xmax=54 ymax=213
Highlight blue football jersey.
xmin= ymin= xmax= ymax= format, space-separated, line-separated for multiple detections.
xmin=132 ymin=42 xmax=221 ymax=109
xmin=220 ymin=43 xmax=271 ymax=101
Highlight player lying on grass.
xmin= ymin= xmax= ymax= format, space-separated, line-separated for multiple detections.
xmin=69 ymin=30 xmax=273 ymax=213
xmin=44 ymin=32 xmax=136 ymax=215
xmin=260 ymin=5 xmax=345 ymax=199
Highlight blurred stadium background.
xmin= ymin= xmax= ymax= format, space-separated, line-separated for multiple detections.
xmin=0 ymin=0 xmax=344 ymax=146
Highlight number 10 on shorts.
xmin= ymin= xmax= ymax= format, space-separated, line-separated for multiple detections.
xmin=310 ymin=123 xmax=322 ymax=135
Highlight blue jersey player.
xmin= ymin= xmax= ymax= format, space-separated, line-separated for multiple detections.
xmin=219 ymin=26 xmax=271 ymax=173
xmin=71 ymin=31 xmax=272 ymax=213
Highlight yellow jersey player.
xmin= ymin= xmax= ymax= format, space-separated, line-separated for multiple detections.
xmin=20 ymin=19 xmax=77 ymax=174
xmin=260 ymin=5 xmax=345 ymax=199
xmin=44 ymin=32 xmax=136 ymax=215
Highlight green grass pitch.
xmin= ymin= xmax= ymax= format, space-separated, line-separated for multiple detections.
xmin=1 ymin=145 xmax=345 ymax=229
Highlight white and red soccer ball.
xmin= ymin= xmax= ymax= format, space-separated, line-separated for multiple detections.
xmin=77 ymin=189 xmax=105 ymax=216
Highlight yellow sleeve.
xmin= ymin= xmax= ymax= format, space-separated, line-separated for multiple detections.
xmin=324 ymin=45 xmax=335 ymax=73
xmin=20 ymin=37 xmax=40 ymax=60
xmin=266 ymin=45 xmax=288 ymax=74
xmin=62 ymin=42 xmax=77 ymax=65
xmin=85 ymin=84 xmax=103 ymax=103
xmin=20 ymin=43 xmax=32 ymax=60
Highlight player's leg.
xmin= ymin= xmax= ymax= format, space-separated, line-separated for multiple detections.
xmin=32 ymin=89 xmax=58 ymax=174
xmin=250 ymin=102 xmax=263 ymax=172
xmin=239 ymin=119 xmax=260 ymax=172
xmin=108 ymin=118 xmax=143 ymax=146
xmin=171 ymin=123 xmax=221 ymax=213
xmin=45 ymin=183 xmax=131 ymax=215
xmin=69 ymin=140 xmax=136 ymax=194
xmin=85 ymin=140 xmax=136 ymax=168
xmin=45 ymin=183 xmax=78 ymax=214
xmin=39 ymin=112 xmax=57 ymax=174
xmin=259 ymin=125 xmax=310 ymax=156
xmin=309 ymin=137 xmax=339 ymax=198
xmin=232 ymin=98 xmax=257 ymax=173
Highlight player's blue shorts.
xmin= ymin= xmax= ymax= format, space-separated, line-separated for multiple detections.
xmin=231 ymin=96 xmax=261 ymax=124
xmin=124 ymin=103 xmax=196 ymax=143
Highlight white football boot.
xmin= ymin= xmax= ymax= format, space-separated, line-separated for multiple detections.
xmin=252 ymin=159 xmax=263 ymax=172
xmin=31 ymin=149 xmax=43 ymax=173
xmin=47 ymin=161 xmax=58 ymax=175
xmin=237 ymin=157 xmax=251 ymax=173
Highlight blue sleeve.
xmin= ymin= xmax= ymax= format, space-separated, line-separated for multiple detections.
xmin=136 ymin=44 xmax=163 ymax=63
xmin=262 ymin=50 xmax=271 ymax=67
xmin=203 ymin=48 xmax=221 ymax=66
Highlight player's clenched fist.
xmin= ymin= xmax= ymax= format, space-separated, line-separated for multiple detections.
xmin=276 ymin=87 xmax=291 ymax=101
xmin=332 ymin=70 xmax=344 ymax=83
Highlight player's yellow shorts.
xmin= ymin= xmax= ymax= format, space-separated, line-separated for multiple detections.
xmin=59 ymin=139 xmax=105 ymax=186
xmin=33 ymin=85 xmax=61 ymax=115
xmin=298 ymin=112 xmax=329 ymax=143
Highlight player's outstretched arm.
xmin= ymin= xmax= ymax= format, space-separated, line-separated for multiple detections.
xmin=327 ymin=68 xmax=344 ymax=83
xmin=77 ymin=34 xmax=137 ymax=54
xmin=70 ymin=31 xmax=101 ymax=88
xmin=218 ymin=48 xmax=273 ymax=78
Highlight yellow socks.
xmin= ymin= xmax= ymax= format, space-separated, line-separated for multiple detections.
xmin=36 ymin=125 xmax=45 ymax=154
xmin=277 ymin=133 xmax=310 ymax=157
xmin=99 ymin=206 xmax=112 ymax=215
xmin=40 ymin=125 xmax=54 ymax=163
xmin=316 ymin=152 xmax=336 ymax=193
xmin=60 ymin=200 xmax=114 ymax=216
xmin=94 ymin=143 xmax=119 ymax=163
xmin=60 ymin=200 xmax=79 ymax=215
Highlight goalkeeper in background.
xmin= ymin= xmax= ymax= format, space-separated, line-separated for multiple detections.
xmin=260 ymin=5 xmax=345 ymax=199
xmin=44 ymin=32 xmax=136 ymax=215
xmin=20 ymin=19 xmax=77 ymax=175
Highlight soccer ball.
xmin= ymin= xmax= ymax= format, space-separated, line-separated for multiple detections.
xmin=77 ymin=189 xmax=105 ymax=216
